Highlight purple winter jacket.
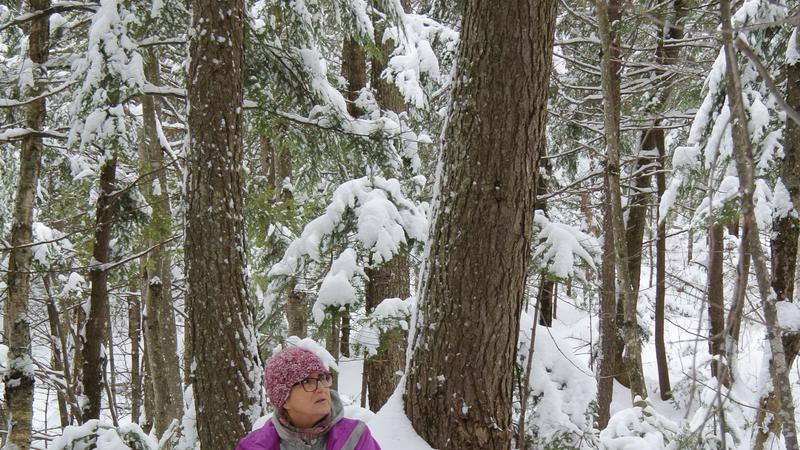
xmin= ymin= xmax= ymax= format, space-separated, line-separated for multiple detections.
xmin=235 ymin=417 xmax=381 ymax=450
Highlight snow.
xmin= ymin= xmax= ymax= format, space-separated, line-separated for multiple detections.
xmin=369 ymin=381 xmax=434 ymax=450
xmin=269 ymin=176 xmax=426 ymax=279
xmin=314 ymin=249 xmax=366 ymax=323
xmin=776 ymin=301 xmax=800 ymax=331
xmin=600 ymin=403 xmax=679 ymax=450
xmin=283 ymin=336 xmax=339 ymax=372
xmin=788 ymin=29 xmax=800 ymax=65
xmin=532 ymin=211 xmax=600 ymax=279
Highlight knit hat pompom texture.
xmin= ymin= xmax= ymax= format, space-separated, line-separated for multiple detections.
xmin=264 ymin=347 xmax=327 ymax=409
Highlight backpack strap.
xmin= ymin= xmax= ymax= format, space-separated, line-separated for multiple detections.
xmin=340 ymin=421 xmax=366 ymax=450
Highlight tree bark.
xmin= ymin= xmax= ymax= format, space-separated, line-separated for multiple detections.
xmin=81 ymin=154 xmax=117 ymax=421
xmin=597 ymin=175 xmax=618 ymax=430
xmin=720 ymin=2 xmax=799 ymax=447
xmin=343 ymin=36 xmax=367 ymax=118
xmin=45 ymin=281 xmax=69 ymax=427
xmin=597 ymin=0 xmax=648 ymax=403
xmin=655 ymin=128 xmax=671 ymax=400
xmin=753 ymin=24 xmax=800 ymax=450
xmin=362 ymin=4 xmax=411 ymax=413
xmin=128 ymin=289 xmax=142 ymax=424
xmin=403 ymin=1 xmax=557 ymax=447
xmin=186 ymin=0 xmax=263 ymax=446
xmin=707 ymin=224 xmax=728 ymax=385
xmin=364 ymin=257 xmax=409 ymax=412
xmin=3 ymin=0 xmax=49 ymax=446
xmin=139 ymin=47 xmax=183 ymax=436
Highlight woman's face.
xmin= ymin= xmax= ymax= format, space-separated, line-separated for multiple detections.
xmin=283 ymin=371 xmax=332 ymax=428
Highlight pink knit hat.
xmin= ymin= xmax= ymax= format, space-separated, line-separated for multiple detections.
xmin=264 ymin=347 xmax=327 ymax=409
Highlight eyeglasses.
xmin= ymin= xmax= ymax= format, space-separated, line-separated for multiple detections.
xmin=296 ymin=373 xmax=333 ymax=392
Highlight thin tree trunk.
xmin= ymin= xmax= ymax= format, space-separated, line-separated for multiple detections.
xmin=707 ymin=224 xmax=728 ymax=385
xmin=326 ymin=311 xmax=341 ymax=391
xmin=142 ymin=339 xmax=155 ymax=434
xmin=597 ymin=0 xmax=648 ymax=403
xmin=3 ymin=0 xmax=49 ymax=446
xmin=186 ymin=0 xmax=263 ymax=446
xmin=140 ymin=47 xmax=183 ymax=436
xmin=404 ymin=0 xmax=557 ymax=447
xmin=597 ymin=175 xmax=618 ymax=430
xmin=535 ymin=157 xmax=555 ymax=327
xmin=81 ymin=154 xmax=117 ymax=421
xmin=753 ymin=24 xmax=800 ymax=450
xmin=128 ymin=289 xmax=142 ymax=424
xmin=71 ymin=296 xmax=85 ymax=424
xmin=720 ymin=3 xmax=799 ymax=447
xmin=45 ymin=280 xmax=69 ymax=427
xmin=655 ymin=128 xmax=671 ymax=400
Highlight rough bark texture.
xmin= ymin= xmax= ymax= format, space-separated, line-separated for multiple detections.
xmin=81 ymin=155 xmax=117 ymax=421
xmin=597 ymin=175 xmax=618 ymax=430
xmin=364 ymin=257 xmax=409 ymax=412
xmin=186 ymin=0 xmax=262 ymax=446
xmin=707 ymin=224 xmax=728 ymax=384
xmin=342 ymin=36 xmax=367 ymax=117
xmin=720 ymin=3 xmax=799 ymax=447
xmin=139 ymin=48 xmax=183 ymax=436
xmin=753 ymin=24 xmax=800 ymax=450
xmin=403 ymin=1 xmax=557 ymax=448
xmin=3 ymin=0 xmax=49 ymax=446
xmin=597 ymin=0 xmax=648 ymax=403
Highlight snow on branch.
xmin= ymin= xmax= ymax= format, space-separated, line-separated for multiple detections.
xmin=67 ymin=0 xmax=145 ymax=151
xmin=269 ymin=176 xmax=427 ymax=279
xmin=531 ymin=211 xmax=599 ymax=280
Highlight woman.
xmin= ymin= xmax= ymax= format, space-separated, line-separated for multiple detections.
xmin=236 ymin=346 xmax=381 ymax=450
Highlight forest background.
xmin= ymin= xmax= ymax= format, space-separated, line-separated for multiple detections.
xmin=1 ymin=0 xmax=800 ymax=449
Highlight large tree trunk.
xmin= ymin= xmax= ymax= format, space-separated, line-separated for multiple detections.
xmin=753 ymin=24 xmax=800 ymax=450
xmin=185 ymin=0 xmax=262 ymax=446
xmin=403 ymin=1 xmax=557 ymax=448
xmin=720 ymin=3 xmax=799 ymax=447
xmin=597 ymin=0 xmax=647 ymax=403
xmin=81 ymin=154 xmax=117 ymax=421
xmin=597 ymin=176 xmax=618 ymax=430
xmin=3 ymin=0 xmax=49 ymax=446
xmin=139 ymin=47 xmax=183 ymax=436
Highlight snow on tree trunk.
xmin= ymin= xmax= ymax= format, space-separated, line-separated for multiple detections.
xmin=720 ymin=1 xmax=800 ymax=447
xmin=403 ymin=0 xmax=557 ymax=447
xmin=753 ymin=24 xmax=800 ymax=450
xmin=185 ymin=0 xmax=263 ymax=447
xmin=4 ymin=1 xmax=49 ymax=446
